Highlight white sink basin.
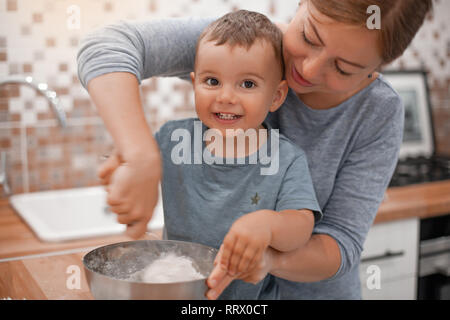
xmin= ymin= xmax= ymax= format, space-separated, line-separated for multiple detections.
xmin=10 ymin=186 xmax=164 ymax=242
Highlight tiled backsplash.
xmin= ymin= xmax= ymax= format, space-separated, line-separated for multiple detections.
xmin=0 ymin=0 xmax=449 ymax=196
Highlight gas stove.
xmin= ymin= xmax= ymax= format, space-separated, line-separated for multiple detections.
xmin=389 ymin=155 xmax=450 ymax=187
xmin=382 ymin=71 xmax=450 ymax=187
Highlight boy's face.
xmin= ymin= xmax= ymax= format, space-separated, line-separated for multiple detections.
xmin=191 ymin=39 xmax=288 ymax=136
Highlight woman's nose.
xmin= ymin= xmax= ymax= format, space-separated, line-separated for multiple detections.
xmin=216 ymin=85 xmax=238 ymax=105
xmin=302 ymin=55 xmax=324 ymax=81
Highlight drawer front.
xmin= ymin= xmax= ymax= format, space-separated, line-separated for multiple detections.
xmin=361 ymin=275 xmax=417 ymax=300
xmin=360 ymin=218 xmax=419 ymax=281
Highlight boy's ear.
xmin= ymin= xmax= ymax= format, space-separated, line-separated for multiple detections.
xmin=269 ymin=79 xmax=289 ymax=112
xmin=190 ymin=72 xmax=196 ymax=85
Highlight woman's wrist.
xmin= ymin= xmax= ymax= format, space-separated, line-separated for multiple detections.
xmin=120 ymin=138 xmax=161 ymax=165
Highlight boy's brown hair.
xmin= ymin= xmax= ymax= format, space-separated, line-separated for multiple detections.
xmin=195 ymin=10 xmax=284 ymax=78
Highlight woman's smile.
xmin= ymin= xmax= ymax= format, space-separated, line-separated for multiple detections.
xmin=291 ymin=65 xmax=315 ymax=87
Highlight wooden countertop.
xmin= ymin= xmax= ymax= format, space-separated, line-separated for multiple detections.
xmin=0 ymin=250 xmax=94 ymax=299
xmin=375 ymin=180 xmax=450 ymax=223
xmin=0 ymin=180 xmax=449 ymax=299
xmin=0 ymin=196 xmax=162 ymax=260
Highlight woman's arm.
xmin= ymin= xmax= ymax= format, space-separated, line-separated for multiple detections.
xmin=270 ymin=233 xmax=341 ymax=282
xmin=88 ymin=72 xmax=161 ymax=238
xmin=88 ymin=72 xmax=155 ymax=161
xmin=77 ymin=17 xmax=213 ymax=238
xmin=206 ymin=234 xmax=340 ymax=299
xmin=77 ymin=17 xmax=214 ymax=87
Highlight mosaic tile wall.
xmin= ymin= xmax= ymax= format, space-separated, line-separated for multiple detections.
xmin=0 ymin=0 xmax=449 ymax=196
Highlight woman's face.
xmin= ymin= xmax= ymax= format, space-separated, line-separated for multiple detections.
xmin=283 ymin=1 xmax=383 ymax=97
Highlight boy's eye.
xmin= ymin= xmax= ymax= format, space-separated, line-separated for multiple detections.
xmin=241 ymin=80 xmax=255 ymax=89
xmin=206 ymin=78 xmax=219 ymax=86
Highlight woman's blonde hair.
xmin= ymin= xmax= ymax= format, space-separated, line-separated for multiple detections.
xmin=307 ymin=0 xmax=433 ymax=65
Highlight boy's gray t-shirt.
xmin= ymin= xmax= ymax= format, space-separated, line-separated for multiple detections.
xmin=154 ymin=118 xmax=322 ymax=300
xmin=78 ymin=17 xmax=404 ymax=299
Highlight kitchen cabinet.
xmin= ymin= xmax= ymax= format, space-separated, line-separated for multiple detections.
xmin=359 ymin=217 xmax=419 ymax=300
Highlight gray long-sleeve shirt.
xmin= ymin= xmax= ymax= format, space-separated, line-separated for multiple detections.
xmin=77 ymin=17 xmax=404 ymax=299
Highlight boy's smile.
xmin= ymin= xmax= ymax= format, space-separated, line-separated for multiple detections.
xmin=191 ymin=38 xmax=287 ymax=137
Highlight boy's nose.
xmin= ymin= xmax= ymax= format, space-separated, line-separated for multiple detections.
xmin=216 ymin=85 xmax=238 ymax=105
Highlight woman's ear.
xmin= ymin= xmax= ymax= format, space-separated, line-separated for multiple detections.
xmin=269 ymin=79 xmax=289 ymax=112
xmin=190 ymin=72 xmax=196 ymax=86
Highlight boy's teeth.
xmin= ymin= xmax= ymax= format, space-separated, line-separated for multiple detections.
xmin=217 ymin=113 xmax=239 ymax=120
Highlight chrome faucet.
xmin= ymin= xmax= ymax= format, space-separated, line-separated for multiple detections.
xmin=0 ymin=75 xmax=67 ymax=128
xmin=0 ymin=151 xmax=10 ymax=195
xmin=0 ymin=76 xmax=68 ymax=195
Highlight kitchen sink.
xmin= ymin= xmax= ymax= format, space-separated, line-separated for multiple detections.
xmin=10 ymin=186 xmax=164 ymax=242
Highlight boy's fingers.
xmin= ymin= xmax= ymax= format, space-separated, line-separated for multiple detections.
xmin=206 ymin=277 xmax=233 ymax=300
xmin=214 ymin=245 xmax=224 ymax=266
xmin=228 ymin=240 xmax=247 ymax=276
xmin=207 ymin=262 xmax=227 ymax=289
xmin=236 ymin=248 xmax=257 ymax=274
xmin=244 ymin=249 xmax=262 ymax=275
xmin=220 ymin=234 xmax=236 ymax=270
xmin=206 ymin=265 xmax=234 ymax=300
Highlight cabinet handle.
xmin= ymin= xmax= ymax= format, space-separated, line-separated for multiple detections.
xmin=361 ymin=250 xmax=405 ymax=263
xmin=436 ymin=265 xmax=450 ymax=277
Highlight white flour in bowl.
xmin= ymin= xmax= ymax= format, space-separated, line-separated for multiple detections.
xmin=131 ymin=252 xmax=204 ymax=283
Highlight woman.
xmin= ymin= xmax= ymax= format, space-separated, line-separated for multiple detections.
xmin=77 ymin=0 xmax=432 ymax=299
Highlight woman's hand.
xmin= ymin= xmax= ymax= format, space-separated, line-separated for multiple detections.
xmin=206 ymin=245 xmax=276 ymax=300
xmin=98 ymin=149 xmax=161 ymax=238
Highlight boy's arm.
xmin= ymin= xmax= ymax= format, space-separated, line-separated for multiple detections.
xmin=268 ymin=208 xmax=315 ymax=251
xmin=221 ymin=151 xmax=321 ymax=276
xmin=220 ymin=208 xmax=314 ymax=276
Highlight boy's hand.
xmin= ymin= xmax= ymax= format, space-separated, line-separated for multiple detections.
xmin=207 ymin=244 xmax=276 ymax=300
xmin=98 ymin=150 xmax=161 ymax=238
xmin=220 ymin=210 xmax=274 ymax=276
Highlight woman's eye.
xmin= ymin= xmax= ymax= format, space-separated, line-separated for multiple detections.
xmin=206 ymin=78 xmax=219 ymax=86
xmin=334 ymin=62 xmax=352 ymax=77
xmin=241 ymin=80 xmax=255 ymax=89
xmin=301 ymin=31 xmax=315 ymax=47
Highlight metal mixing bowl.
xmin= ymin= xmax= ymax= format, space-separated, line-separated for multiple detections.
xmin=83 ymin=240 xmax=217 ymax=300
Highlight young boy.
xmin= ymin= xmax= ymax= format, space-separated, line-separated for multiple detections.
xmin=152 ymin=10 xmax=322 ymax=300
